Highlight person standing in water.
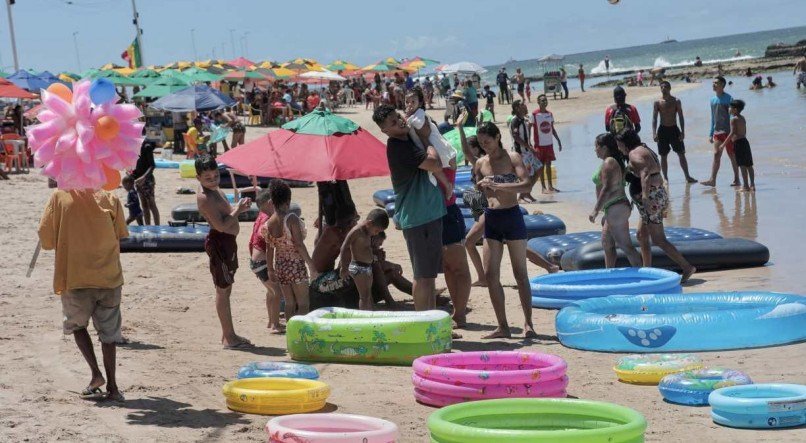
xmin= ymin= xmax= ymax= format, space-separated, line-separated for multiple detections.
xmin=532 ymin=94 xmax=563 ymax=193
xmin=617 ymin=130 xmax=697 ymax=283
xmin=605 ymin=55 xmax=611 ymax=74
xmin=724 ymin=99 xmax=755 ymax=192
xmin=652 ymin=81 xmax=697 ymax=183
xmin=578 ymin=64 xmax=586 ymax=92
xmin=701 ymin=76 xmax=739 ymax=187
xmin=794 ymin=55 xmax=806 ymax=89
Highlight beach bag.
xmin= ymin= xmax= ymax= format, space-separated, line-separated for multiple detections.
xmin=609 ymin=105 xmax=635 ymax=134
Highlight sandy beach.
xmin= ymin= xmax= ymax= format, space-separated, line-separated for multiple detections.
xmin=1 ymin=84 xmax=803 ymax=443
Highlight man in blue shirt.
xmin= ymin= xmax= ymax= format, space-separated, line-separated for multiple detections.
xmin=373 ymin=105 xmax=446 ymax=311
xmin=701 ymin=76 xmax=739 ymax=187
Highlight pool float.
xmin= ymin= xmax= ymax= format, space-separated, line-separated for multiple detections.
xmin=155 ymin=158 xmax=180 ymax=169
xmin=464 ymin=213 xmax=565 ymax=239
xmin=287 ymin=308 xmax=452 ymax=365
xmin=709 ymin=383 xmax=806 ymax=429
xmin=659 ymin=368 xmax=752 ymax=405
xmin=527 ymin=228 xmax=721 ymax=267
xmin=561 ymin=237 xmax=769 ymax=271
xmin=412 ymin=351 xmax=568 ymax=407
xmin=614 ymin=354 xmax=702 ymax=384
xmin=531 ymin=267 xmax=681 ymax=309
xmin=556 ymin=292 xmax=806 ymax=352
xmin=237 ymin=362 xmax=320 ymax=380
xmin=372 ymin=189 xmax=396 ymax=207
xmin=386 ymin=201 xmax=526 ymax=219
xmin=171 ymin=202 xmax=260 ymax=222
xmin=221 ymin=377 xmax=330 ymax=415
xmin=119 ymin=225 xmax=208 ymax=253
xmin=427 ymin=398 xmax=646 ymax=443
xmin=266 ymin=413 xmax=399 ymax=442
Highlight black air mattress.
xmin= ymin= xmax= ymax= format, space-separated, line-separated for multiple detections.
xmin=171 ymin=201 xmax=301 ymax=223
xmin=464 ymin=214 xmax=566 ymax=239
xmin=560 ymin=237 xmax=769 ymax=271
xmin=120 ymin=225 xmax=208 ymax=252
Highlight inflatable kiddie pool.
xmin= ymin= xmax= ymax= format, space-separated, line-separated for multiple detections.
xmin=237 ymin=362 xmax=319 ymax=380
xmin=613 ymin=354 xmax=703 ymax=385
xmin=709 ymin=383 xmax=806 ymax=429
xmin=266 ymin=413 xmax=399 ymax=443
xmin=412 ymin=351 xmax=568 ymax=407
xmin=556 ymin=292 xmax=806 ymax=352
xmin=221 ymin=377 xmax=330 ymax=415
xmin=531 ymin=267 xmax=681 ymax=309
xmin=659 ymin=368 xmax=752 ymax=405
xmin=287 ymin=308 xmax=452 ymax=365
xmin=427 ymin=398 xmax=646 ymax=443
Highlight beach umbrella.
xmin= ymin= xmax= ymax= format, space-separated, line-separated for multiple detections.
xmin=149 ymin=84 xmax=236 ymax=112
xmin=35 ymin=71 xmax=66 ymax=88
xmin=0 ymin=77 xmax=37 ymax=98
xmin=298 ymin=69 xmax=346 ymax=82
xmin=326 ymin=60 xmax=360 ymax=72
xmin=441 ymin=62 xmax=487 ymax=74
xmin=258 ymin=61 xmax=280 ymax=69
xmin=100 ymin=63 xmax=125 ymax=71
xmin=383 ymin=57 xmax=401 ymax=66
xmin=228 ymin=57 xmax=257 ymax=68
xmin=223 ymin=69 xmax=271 ymax=81
xmin=133 ymin=76 xmax=191 ymax=99
xmin=179 ymin=66 xmax=222 ymax=83
xmin=0 ymin=70 xmax=10 ymax=78
xmin=441 ymin=127 xmax=477 ymax=164
xmin=360 ymin=61 xmax=403 ymax=73
xmin=131 ymin=68 xmax=161 ymax=79
xmin=114 ymin=67 xmax=136 ymax=76
xmin=80 ymin=68 xmax=100 ymax=79
xmin=7 ymin=69 xmax=50 ymax=91
xmin=271 ymin=67 xmax=295 ymax=78
xmin=91 ymin=70 xmax=141 ymax=86
xmin=217 ymin=108 xmax=389 ymax=181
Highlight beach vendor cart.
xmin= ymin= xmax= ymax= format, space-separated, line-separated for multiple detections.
xmin=538 ymin=54 xmax=565 ymax=99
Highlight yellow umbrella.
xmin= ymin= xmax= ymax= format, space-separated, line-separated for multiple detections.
xmin=113 ymin=67 xmax=136 ymax=76
xmin=272 ymin=67 xmax=295 ymax=78
xmin=100 ymin=62 xmax=125 ymax=70
xmin=326 ymin=60 xmax=361 ymax=71
xmin=258 ymin=60 xmax=279 ymax=69
xmin=384 ymin=57 xmax=401 ymax=66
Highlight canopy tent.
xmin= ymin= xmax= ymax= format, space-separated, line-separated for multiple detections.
xmin=7 ymin=70 xmax=50 ymax=91
xmin=132 ymin=76 xmax=191 ymax=99
xmin=0 ymin=77 xmax=37 ymax=98
xmin=440 ymin=62 xmax=487 ymax=74
xmin=149 ymin=84 xmax=236 ymax=112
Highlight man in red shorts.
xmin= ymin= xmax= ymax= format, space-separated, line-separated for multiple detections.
xmin=701 ymin=76 xmax=739 ymax=187
xmin=532 ymin=94 xmax=563 ymax=193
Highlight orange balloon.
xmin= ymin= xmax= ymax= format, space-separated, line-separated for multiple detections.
xmin=101 ymin=166 xmax=121 ymax=191
xmin=47 ymin=83 xmax=73 ymax=103
xmin=96 ymin=116 xmax=120 ymax=141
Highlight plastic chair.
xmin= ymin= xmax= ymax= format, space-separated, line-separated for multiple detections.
xmin=343 ymin=89 xmax=356 ymax=107
xmin=1 ymin=134 xmax=26 ymax=173
xmin=248 ymin=109 xmax=262 ymax=125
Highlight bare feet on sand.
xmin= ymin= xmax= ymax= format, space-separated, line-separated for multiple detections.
xmin=482 ymin=328 xmax=511 ymax=339
xmin=700 ymin=180 xmax=715 ymax=187
xmin=730 ymin=181 xmax=740 ymax=187
xmin=471 ymin=280 xmax=488 ymax=287
xmin=681 ymin=266 xmax=697 ymax=284
xmin=686 ymin=177 xmax=698 ymax=183
xmin=524 ymin=324 xmax=538 ymax=338
xmin=223 ymin=335 xmax=253 ymax=349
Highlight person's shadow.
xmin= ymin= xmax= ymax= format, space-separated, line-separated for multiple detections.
xmin=95 ymin=396 xmax=250 ymax=429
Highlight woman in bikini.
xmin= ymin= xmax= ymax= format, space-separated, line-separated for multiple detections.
xmin=474 ymin=122 xmax=538 ymax=339
xmin=589 ymin=133 xmax=642 ymax=267
xmin=264 ymin=180 xmax=317 ymax=320
xmin=616 ymin=129 xmax=696 ymax=283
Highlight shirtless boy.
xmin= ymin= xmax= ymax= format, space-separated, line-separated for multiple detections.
xmin=725 ymin=100 xmax=755 ymax=191
xmin=339 ymin=209 xmax=390 ymax=310
xmin=196 ymin=155 xmax=254 ymax=349
xmin=652 ymin=81 xmax=696 ymax=183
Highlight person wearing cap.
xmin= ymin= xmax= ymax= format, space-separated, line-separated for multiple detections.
xmin=439 ymin=88 xmax=473 ymax=134
xmin=605 ymin=86 xmax=641 ymax=134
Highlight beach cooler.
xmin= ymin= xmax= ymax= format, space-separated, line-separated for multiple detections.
xmin=120 ymin=225 xmax=208 ymax=253
xmin=527 ymin=227 xmax=722 ymax=266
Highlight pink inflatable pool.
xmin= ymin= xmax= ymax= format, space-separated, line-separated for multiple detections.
xmin=266 ymin=413 xmax=399 ymax=443
xmin=412 ymin=351 xmax=568 ymax=407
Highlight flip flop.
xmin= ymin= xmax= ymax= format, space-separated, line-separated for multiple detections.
xmin=80 ymin=387 xmax=105 ymax=400
xmin=105 ymin=391 xmax=125 ymax=403
xmin=223 ymin=340 xmax=254 ymax=350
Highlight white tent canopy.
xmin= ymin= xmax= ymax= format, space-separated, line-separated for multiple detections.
xmin=299 ymin=69 xmax=346 ymax=81
xmin=441 ymin=61 xmax=487 ymax=74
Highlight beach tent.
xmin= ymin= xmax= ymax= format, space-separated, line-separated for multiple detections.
xmin=441 ymin=62 xmax=487 ymax=74
xmin=149 ymin=84 xmax=235 ymax=112
xmin=228 ymin=57 xmax=256 ymax=68
xmin=7 ymin=70 xmax=50 ymax=91
xmin=0 ymin=77 xmax=36 ymax=98
xmin=133 ymin=76 xmax=191 ymax=99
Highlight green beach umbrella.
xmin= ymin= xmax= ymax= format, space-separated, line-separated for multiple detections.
xmin=282 ymin=108 xmax=359 ymax=136
xmin=0 ymin=70 xmax=10 ymax=78
xmin=131 ymin=68 xmax=161 ymax=79
xmin=133 ymin=76 xmax=190 ymax=99
xmin=80 ymin=68 xmax=100 ymax=79
xmin=92 ymin=70 xmax=141 ymax=86
xmin=181 ymin=66 xmax=223 ymax=83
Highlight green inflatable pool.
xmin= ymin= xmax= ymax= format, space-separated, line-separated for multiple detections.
xmin=287 ymin=308 xmax=452 ymax=365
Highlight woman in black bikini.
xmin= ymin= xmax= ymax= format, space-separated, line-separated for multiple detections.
xmin=589 ymin=133 xmax=642 ymax=267
xmin=616 ymin=129 xmax=696 ymax=283
xmin=474 ymin=122 xmax=538 ymax=339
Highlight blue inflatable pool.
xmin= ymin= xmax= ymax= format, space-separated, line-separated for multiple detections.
xmin=531 ymin=267 xmax=681 ymax=309
xmin=464 ymin=213 xmax=565 ymax=239
xmin=120 ymin=225 xmax=209 ymax=252
xmin=709 ymin=383 xmax=806 ymax=429
xmin=527 ymin=228 xmax=721 ymax=266
xmin=237 ymin=362 xmax=320 ymax=380
xmin=556 ymin=292 xmax=806 ymax=352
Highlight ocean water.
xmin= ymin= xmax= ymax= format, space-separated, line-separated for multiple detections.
xmin=482 ymin=26 xmax=806 ymax=82
xmin=543 ymin=72 xmax=806 ymax=291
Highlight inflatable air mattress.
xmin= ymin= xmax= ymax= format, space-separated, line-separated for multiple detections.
xmin=531 ymin=267 xmax=681 ymax=309
xmin=464 ymin=214 xmax=565 ymax=239
xmin=155 ymin=158 xmax=180 ymax=169
xmin=561 ymin=238 xmax=769 ymax=271
xmin=120 ymin=225 xmax=208 ymax=252
xmin=387 ymin=201 xmax=524 ymax=219
xmin=556 ymin=292 xmax=806 ymax=352
xmin=171 ymin=202 xmax=260 ymax=222
xmin=527 ymin=228 xmax=721 ymax=266
xmin=373 ymin=189 xmax=396 ymax=207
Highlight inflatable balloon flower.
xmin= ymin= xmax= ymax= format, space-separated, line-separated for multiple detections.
xmin=27 ymin=79 xmax=144 ymax=190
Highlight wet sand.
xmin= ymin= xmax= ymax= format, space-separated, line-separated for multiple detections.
xmin=1 ymin=84 xmax=803 ymax=442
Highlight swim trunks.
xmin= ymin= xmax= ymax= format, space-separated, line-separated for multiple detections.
xmin=535 ymin=145 xmax=556 ymax=164
xmin=484 ymin=206 xmax=527 ymax=242
xmin=205 ymin=229 xmax=238 ymax=288
xmin=634 ymin=184 xmax=668 ymax=225
xmin=402 ymin=217 xmax=443 ymax=279
xmin=733 ymin=138 xmax=753 ymax=167
xmin=348 ymin=260 xmax=373 ymax=277
xmin=713 ymin=132 xmax=734 ymax=156
xmin=250 ymin=258 xmax=269 ymax=283
xmin=657 ymin=125 xmax=685 ymax=156
xmin=442 ymin=203 xmax=466 ymax=246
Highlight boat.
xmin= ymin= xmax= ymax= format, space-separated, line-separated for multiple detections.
xmin=660 ymin=36 xmax=678 ymax=44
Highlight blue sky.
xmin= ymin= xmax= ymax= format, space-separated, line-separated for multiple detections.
xmin=1 ymin=0 xmax=804 ymax=72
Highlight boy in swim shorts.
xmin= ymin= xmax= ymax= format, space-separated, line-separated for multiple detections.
xmin=340 ymin=209 xmax=390 ymax=310
xmin=196 ymin=154 xmax=254 ymax=349
xmin=725 ymin=99 xmax=755 ymax=191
